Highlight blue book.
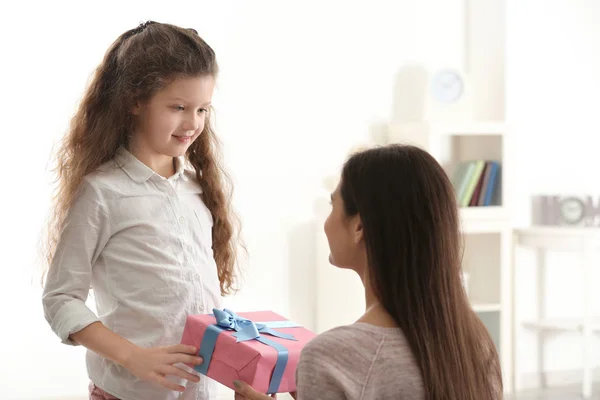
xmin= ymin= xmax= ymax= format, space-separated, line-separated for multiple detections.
xmin=483 ymin=162 xmax=500 ymax=206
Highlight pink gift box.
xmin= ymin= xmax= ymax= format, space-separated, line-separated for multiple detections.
xmin=181 ymin=310 xmax=317 ymax=394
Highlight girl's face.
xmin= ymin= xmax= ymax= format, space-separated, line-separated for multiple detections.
xmin=323 ymin=182 xmax=366 ymax=274
xmin=131 ymin=75 xmax=215 ymax=160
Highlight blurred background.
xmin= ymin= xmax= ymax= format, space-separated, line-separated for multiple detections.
xmin=0 ymin=0 xmax=599 ymax=399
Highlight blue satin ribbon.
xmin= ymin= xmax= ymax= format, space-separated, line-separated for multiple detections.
xmin=195 ymin=308 xmax=300 ymax=394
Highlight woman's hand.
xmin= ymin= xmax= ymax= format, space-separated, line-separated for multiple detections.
xmin=233 ymin=380 xmax=297 ymax=399
xmin=123 ymin=344 xmax=203 ymax=392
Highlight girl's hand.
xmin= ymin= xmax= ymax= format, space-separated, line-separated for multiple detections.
xmin=233 ymin=380 xmax=297 ymax=399
xmin=123 ymin=344 xmax=203 ymax=392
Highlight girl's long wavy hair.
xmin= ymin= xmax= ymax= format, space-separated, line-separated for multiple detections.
xmin=43 ymin=21 xmax=240 ymax=295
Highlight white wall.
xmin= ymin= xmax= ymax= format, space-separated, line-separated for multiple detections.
xmin=506 ymin=0 xmax=600 ymax=389
xmin=0 ymin=0 xmax=475 ymax=399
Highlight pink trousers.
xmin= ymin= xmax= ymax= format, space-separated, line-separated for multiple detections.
xmin=89 ymin=382 xmax=121 ymax=400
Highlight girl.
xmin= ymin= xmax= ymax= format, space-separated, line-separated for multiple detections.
xmin=42 ymin=21 xmax=239 ymax=400
xmin=234 ymin=144 xmax=502 ymax=400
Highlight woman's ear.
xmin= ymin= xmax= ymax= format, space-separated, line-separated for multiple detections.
xmin=353 ymin=216 xmax=364 ymax=245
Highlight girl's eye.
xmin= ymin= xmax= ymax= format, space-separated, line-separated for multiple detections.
xmin=173 ymin=106 xmax=208 ymax=113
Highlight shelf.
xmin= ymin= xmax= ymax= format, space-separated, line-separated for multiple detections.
xmin=472 ymin=303 xmax=502 ymax=313
xmin=514 ymin=226 xmax=600 ymax=237
xmin=388 ymin=121 xmax=506 ymax=137
xmin=460 ymin=206 xmax=510 ymax=233
xmin=461 ymin=206 xmax=508 ymax=221
xmin=522 ymin=318 xmax=600 ymax=333
xmin=432 ymin=122 xmax=506 ymax=136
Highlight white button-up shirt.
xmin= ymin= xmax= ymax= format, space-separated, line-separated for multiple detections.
xmin=42 ymin=147 xmax=222 ymax=400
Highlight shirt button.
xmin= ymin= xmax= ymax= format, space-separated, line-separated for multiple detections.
xmin=179 ymin=216 xmax=185 ymax=223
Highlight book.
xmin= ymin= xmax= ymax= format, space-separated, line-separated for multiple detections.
xmin=477 ymin=162 xmax=494 ymax=206
xmin=482 ymin=161 xmax=500 ymax=206
xmin=469 ymin=162 xmax=489 ymax=206
xmin=451 ymin=162 xmax=469 ymax=199
xmin=450 ymin=160 xmax=501 ymax=207
xmin=460 ymin=160 xmax=485 ymax=207
xmin=455 ymin=161 xmax=475 ymax=204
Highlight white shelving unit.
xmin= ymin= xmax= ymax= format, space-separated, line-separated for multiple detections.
xmin=386 ymin=121 xmax=515 ymax=394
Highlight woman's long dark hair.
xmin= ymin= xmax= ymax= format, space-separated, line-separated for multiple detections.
xmin=341 ymin=144 xmax=502 ymax=399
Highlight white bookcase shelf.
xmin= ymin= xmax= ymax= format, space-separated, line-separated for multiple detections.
xmin=386 ymin=122 xmax=514 ymax=393
xmin=522 ymin=318 xmax=600 ymax=333
xmin=461 ymin=206 xmax=509 ymax=233
xmin=472 ymin=303 xmax=502 ymax=313
xmin=388 ymin=121 xmax=506 ymax=136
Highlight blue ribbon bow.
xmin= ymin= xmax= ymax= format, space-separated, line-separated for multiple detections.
xmin=196 ymin=309 xmax=300 ymax=394
xmin=212 ymin=308 xmax=298 ymax=343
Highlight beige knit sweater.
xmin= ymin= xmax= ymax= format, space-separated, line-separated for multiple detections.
xmin=295 ymin=322 xmax=501 ymax=400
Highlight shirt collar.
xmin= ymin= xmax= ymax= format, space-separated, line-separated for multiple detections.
xmin=115 ymin=146 xmax=188 ymax=183
xmin=171 ymin=155 xmax=189 ymax=182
